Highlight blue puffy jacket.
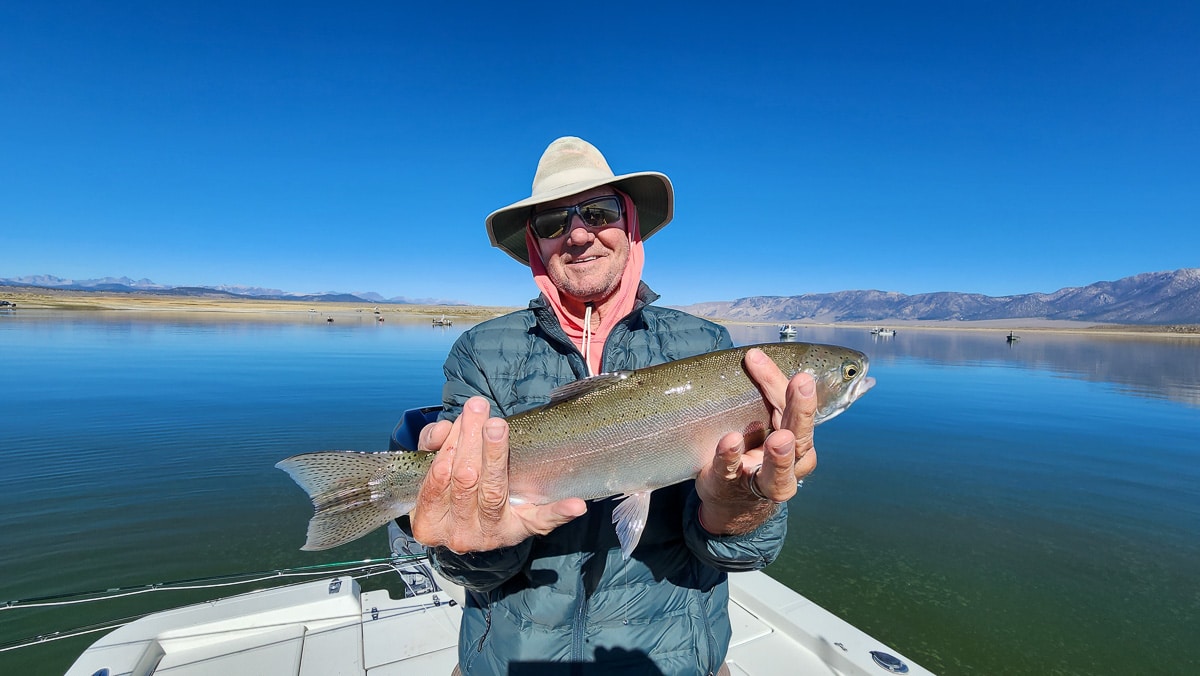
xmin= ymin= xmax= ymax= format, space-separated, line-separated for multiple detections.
xmin=430 ymin=284 xmax=788 ymax=675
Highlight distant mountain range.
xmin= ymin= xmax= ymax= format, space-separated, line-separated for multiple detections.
xmin=677 ymin=268 xmax=1200 ymax=325
xmin=5 ymin=269 xmax=1199 ymax=324
xmin=0 ymin=275 xmax=466 ymax=306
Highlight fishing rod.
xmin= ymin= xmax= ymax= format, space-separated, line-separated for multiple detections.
xmin=1 ymin=555 xmax=421 ymax=609
xmin=0 ymin=556 xmax=423 ymax=653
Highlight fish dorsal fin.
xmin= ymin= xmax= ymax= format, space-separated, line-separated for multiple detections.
xmin=611 ymin=490 xmax=653 ymax=560
xmin=547 ymin=371 xmax=631 ymax=405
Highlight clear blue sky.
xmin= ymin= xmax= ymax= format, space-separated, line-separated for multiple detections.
xmin=2 ymin=1 xmax=1197 ymax=306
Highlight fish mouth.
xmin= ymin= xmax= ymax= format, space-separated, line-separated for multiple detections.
xmin=852 ymin=375 xmax=876 ymax=402
xmin=814 ymin=369 xmax=874 ymax=425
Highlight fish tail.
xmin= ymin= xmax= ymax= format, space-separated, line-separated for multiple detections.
xmin=275 ymin=450 xmax=430 ymax=551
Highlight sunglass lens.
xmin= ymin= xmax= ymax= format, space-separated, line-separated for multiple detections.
xmin=579 ymin=197 xmax=621 ymax=227
xmin=532 ymin=210 xmax=569 ymax=239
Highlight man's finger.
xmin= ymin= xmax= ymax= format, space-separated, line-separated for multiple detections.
xmin=794 ymin=448 xmax=818 ymax=481
xmin=744 ymin=348 xmax=789 ymax=416
xmin=520 ymin=499 xmax=588 ymax=536
xmin=418 ymin=418 xmax=453 ymax=453
xmin=779 ymin=373 xmax=817 ymax=482
xmin=714 ymin=432 xmax=745 ymax=480
xmin=779 ymin=372 xmax=817 ymax=436
xmin=449 ymin=398 xmax=489 ymax=525
xmin=411 ymin=414 xmax=465 ymax=546
xmin=411 ymin=438 xmax=456 ymax=546
xmin=418 ymin=418 xmax=457 ymax=506
xmin=758 ymin=429 xmax=799 ymax=502
xmin=478 ymin=418 xmax=511 ymax=520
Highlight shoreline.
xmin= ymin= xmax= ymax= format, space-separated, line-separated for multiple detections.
xmin=0 ymin=287 xmax=512 ymax=321
xmin=2 ymin=287 xmax=1197 ymax=336
xmin=712 ymin=318 xmax=1200 ymax=337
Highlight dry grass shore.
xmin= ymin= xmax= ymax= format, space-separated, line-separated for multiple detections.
xmin=0 ymin=287 xmax=514 ymax=321
xmin=2 ymin=286 xmax=1197 ymax=336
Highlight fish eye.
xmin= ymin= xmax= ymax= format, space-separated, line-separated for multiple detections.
xmin=842 ymin=363 xmax=859 ymax=380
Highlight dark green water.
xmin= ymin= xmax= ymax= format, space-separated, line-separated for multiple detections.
xmin=1 ymin=313 xmax=1197 ymax=674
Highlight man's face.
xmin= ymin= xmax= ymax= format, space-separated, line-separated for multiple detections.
xmin=532 ymin=187 xmax=630 ymax=304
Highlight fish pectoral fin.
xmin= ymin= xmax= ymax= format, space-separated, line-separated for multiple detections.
xmin=547 ymin=371 xmax=632 ymax=404
xmin=611 ymin=491 xmax=652 ymax=560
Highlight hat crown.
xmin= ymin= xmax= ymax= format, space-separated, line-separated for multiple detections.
xmin=531 ymin=137 xmax=615 ymax=196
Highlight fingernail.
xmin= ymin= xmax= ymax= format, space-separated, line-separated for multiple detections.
xmin=800 ymin=376 xmax=816 ymax=398
xmin=749 ymin=349 xmax=767 ymax=364
xmin=484 ymin=419 xmax=506 ymax=442
xmin=466 ymin=398 xmax=488 ymax=414
xmin=770 ymin=440 xmax=791 ymax=457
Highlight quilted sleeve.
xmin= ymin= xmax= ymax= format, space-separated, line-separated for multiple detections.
xmin=681 ymin=488 xmax=788 ymax=572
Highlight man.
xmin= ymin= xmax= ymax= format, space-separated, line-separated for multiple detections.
xmin=410 ymin=137 xmax=818 ymax=675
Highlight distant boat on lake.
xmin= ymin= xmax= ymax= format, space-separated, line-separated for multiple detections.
xmin=1007 ymin=331 xmax=1020 ymax=343
xmin=871 ymin=327 xmax=895 ymax=337
xmin=779 ymin=324 xmax=797 ymax=338
xmin=432 ymin=315 xmax=453 ymax=326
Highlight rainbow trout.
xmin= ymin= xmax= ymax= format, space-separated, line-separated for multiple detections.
xmin=277 ymin=342 xmax=874 ymax=556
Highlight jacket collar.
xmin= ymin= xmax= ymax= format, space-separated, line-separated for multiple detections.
xmin=530 ymin=281 xmax=659 ymax=353
xmin=530 ymin=281 xmax=658 ymax=315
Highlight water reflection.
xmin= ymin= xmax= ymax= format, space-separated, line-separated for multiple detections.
xmin=726 ymin=324 xmax=1200 ymax=408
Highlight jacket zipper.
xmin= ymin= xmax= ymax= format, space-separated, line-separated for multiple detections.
xmin=570 ymin=572 xmax=589 ymax=660
xmin=698 ymin=590 xmax=720 ymax=670
xmin=476 ymin=607 xmax=491 ymax=652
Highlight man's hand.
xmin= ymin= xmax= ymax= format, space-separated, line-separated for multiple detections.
xmin=409 ymin=397 xmax=587 ymax=553
xmin=695 ymin=348 xmax=818 ymax=535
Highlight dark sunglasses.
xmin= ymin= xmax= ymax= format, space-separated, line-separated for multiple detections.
xmin=530 ymin=195 xmax=624 ymax=240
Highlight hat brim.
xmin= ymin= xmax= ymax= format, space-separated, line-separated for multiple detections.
xmin=486 ymin=171 xmax=674 ymax=265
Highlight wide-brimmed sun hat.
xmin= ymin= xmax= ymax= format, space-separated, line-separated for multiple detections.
xmin=485 ymin=136 xmax=674 ymax=265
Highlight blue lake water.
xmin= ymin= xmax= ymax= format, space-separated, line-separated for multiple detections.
xmin=1 ymin=312 xmax=1197 ymax=674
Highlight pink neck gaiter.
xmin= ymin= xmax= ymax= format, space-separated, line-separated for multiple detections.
xmin=525 ymin=191 xmax=644 ymax=376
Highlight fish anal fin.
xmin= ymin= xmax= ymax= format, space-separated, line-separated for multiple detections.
xmin=611 ymin=490 xmax=652 ymax=560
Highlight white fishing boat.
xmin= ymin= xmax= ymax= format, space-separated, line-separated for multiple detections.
xmin=779 ymin=324 xmax=797 ymax=338
xmin=59 ymin=407 xmax=933 ymax=675
xmin=65 ymin=523 xmax=932 ymax=676
xmin=870 ymin=327 xmax=895 ymax=337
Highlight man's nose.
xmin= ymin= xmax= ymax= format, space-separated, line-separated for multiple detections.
xmin=564 ymin=216 xmax=596 ymax=245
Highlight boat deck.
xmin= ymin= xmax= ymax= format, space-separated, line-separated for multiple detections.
xmin=67 ymin=570 xmax=931 ymax=675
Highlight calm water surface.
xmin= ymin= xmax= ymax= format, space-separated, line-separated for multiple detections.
xmin=1 ymin=312 xmax=1197 ymax=674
